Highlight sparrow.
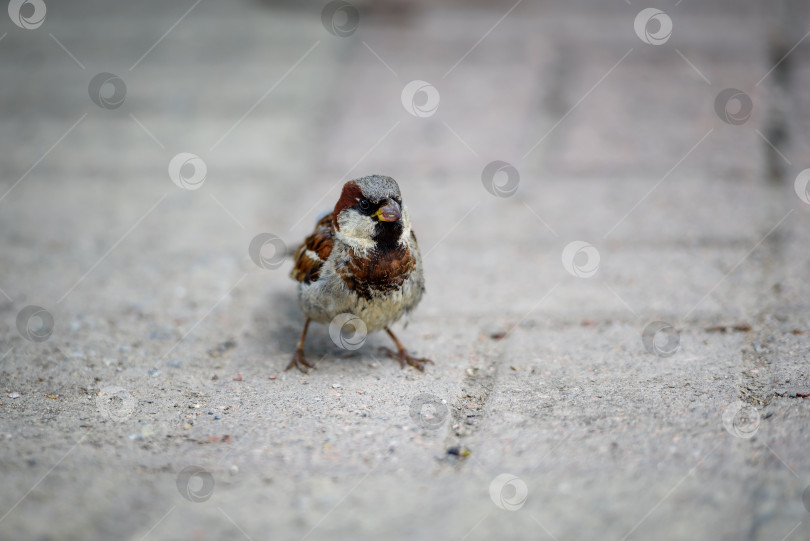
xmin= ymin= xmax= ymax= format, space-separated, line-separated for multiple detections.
xmin=287 ymin=175 xmax=431 ymax=373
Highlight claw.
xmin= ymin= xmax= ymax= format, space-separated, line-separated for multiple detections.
xmin=286 ymin=349 xmax=315 ymax=373
xmin=380 ymin=347 xmax=434 ymax=372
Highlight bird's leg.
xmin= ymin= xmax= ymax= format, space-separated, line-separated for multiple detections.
xmin=286 ymin=318 xmax=315 ymax=373
xmin=381 ymin=327 xmax=433 ymax=371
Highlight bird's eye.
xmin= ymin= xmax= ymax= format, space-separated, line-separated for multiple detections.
xmin=359 ymin=199 xmax=370 ymax=211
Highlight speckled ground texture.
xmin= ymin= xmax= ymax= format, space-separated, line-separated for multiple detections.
xmin=1 ymin=0 xmax=810 ymax=540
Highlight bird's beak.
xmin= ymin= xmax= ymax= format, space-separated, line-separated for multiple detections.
xmin=374 ymin=199 xmax=401 ymax=222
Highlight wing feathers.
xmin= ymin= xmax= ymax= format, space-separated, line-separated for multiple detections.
xmin=290 ymin=213 xmax=334 ymax=283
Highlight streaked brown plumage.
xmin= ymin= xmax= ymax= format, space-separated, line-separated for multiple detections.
xmin=287 ymin=175 xmax=430 ymax=373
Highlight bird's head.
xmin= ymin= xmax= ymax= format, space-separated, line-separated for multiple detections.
xmin=333 ymin=175 xmax=410 ymax=251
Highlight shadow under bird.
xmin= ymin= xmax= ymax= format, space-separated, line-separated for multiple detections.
xmin=288 ymin=175 xmax=431 ymax=373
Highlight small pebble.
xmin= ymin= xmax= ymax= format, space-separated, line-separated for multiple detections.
xmin=268 ymin=375 xmax=277 ymax=380
xmin=8 ymin=393 xmax=20 ymax=399
xmin=229 ymin=465 xmax=239 ymax=476
xmin=149 ymin=369 xmax=161 ymax=377
xmin=332 ymin=383 xmax=341 ymax=389
xmin=214 ymin=415 xmax=221 ymax=420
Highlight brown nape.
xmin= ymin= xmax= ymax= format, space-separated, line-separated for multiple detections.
xmin=332 ymin=182 xmax=363 ymax=230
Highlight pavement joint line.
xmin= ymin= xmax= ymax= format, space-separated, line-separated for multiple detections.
xmin=130 ymin=0 xmax=204 ymax=71
xmin=682 ymin=209 xmax=794 ymax=320
xmin=441 ymin=121 xmax=480 ymax=158
xmin=210 ymin=40 xmax=321 ymax=152
xmin=618 ymin=441 xmax=721 ymax=541
xmin=675 ymin=49 xmax=710 ymax=85
xmin=288 ymin=120 xmax=401 ymax=232
xmin=523 ymin=48 xmax=633 ymax=160
xmin=137 ymin=504 xmax=177 ymax=541
xmin=756 ymin=28 xmax=810 ymax=86
xmin=522 ymin=201 xmax=559 ymax=238
xmin=755 ymin=129 xmax=792 ymax=165
xmin=362 ymin=41 xmax=398 ymax=78
xmin=763 ymin=442 xmax=800 ymax=480
xmin=159 ymin=273 xmax=248 ymax=362
xmin=423 ymin=201 xmax=481 ymax=258
xmin=0 ymin=430 xmax=90 ymax=525
xmin=48 ymin=33 xmax=86 ymax=69
xmin=459 ymin=510 xmax=491 ymax=540
xmin=603 ymin=127 xmax=713 ymax=239
xmin=778 ymin=520 xmax=803 ymax=541
xmin=209 ymin=193 xmax=246 ymax=230
xmin=530 ymin=514 xmax=561 ymax=541
xmin=129 ymin=113 xmax=166 ymax=149
xmin=218 ymin=506 xmax=255 ymax=541
xmin=0 ymin=112 xmax=88 ymax=206
xmin=298 ymin=460 xmax=382 ymax=541
xmin=57 ymin=192 xmax=170 ymax=304
xmin=442 ymin=0 xmax=524 ymax=79
xmin=602 ymin=280 xmax=638 ymax=317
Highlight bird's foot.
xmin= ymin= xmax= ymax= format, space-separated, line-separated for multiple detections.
xmin=285 ymin=349 xmax=315 ymax=373
xmin=380 ymin=347 xmax=434 ymax=371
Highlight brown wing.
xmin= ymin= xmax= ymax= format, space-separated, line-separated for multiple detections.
xmin=290 ymin=213 xmax=334 ymax=284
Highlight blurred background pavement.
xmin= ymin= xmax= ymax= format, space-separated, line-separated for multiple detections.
xmin=1 ymin=0 xmax=810 ymax=539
